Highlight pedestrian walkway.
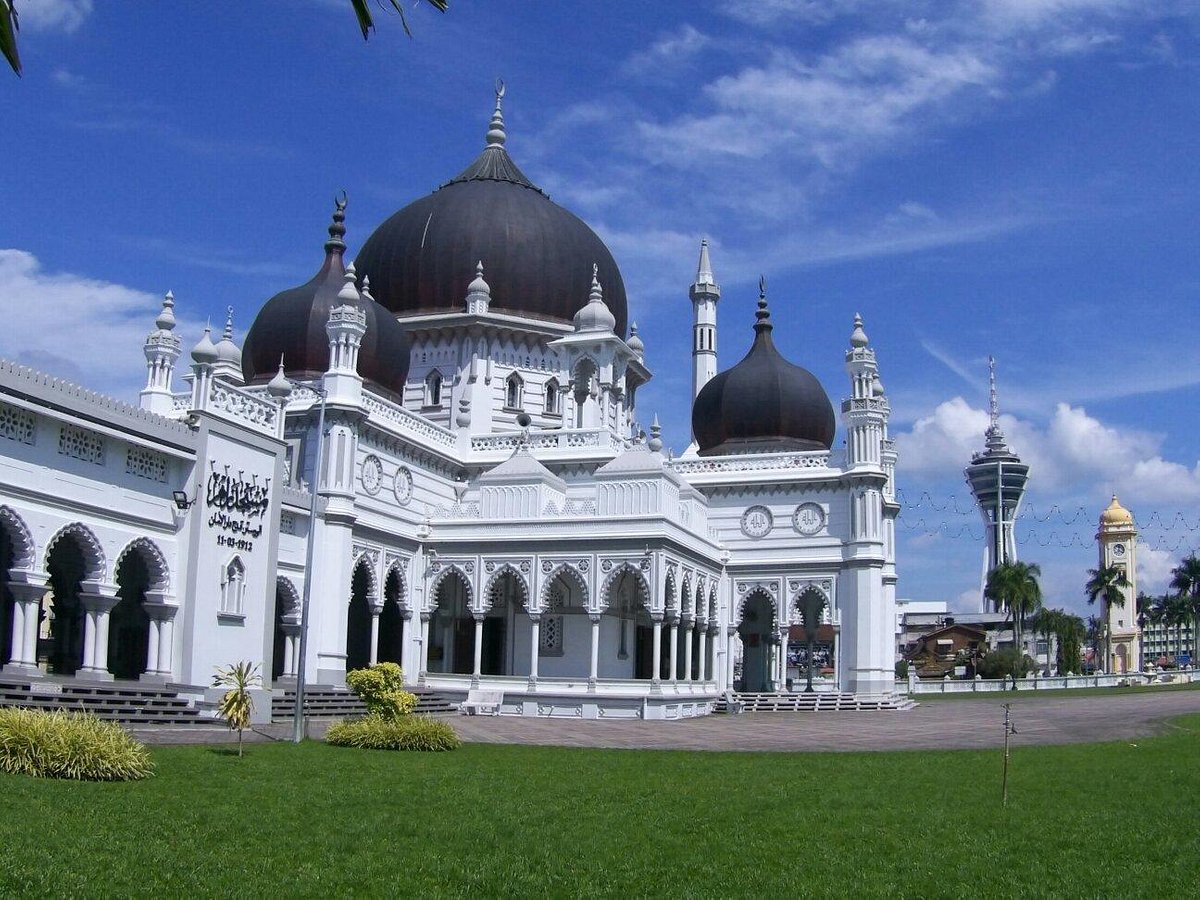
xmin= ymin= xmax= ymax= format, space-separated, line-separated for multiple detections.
xmin=131 ymin=688 xmax=1200 ymax=752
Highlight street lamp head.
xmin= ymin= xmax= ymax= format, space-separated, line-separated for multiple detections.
xmin=171 ymin=490 xmax=194 ymax=511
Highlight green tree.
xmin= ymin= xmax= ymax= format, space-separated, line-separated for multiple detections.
xmin=1085 ymin=563 xmax=1130 ymax=671
xmin=1085 ymin=615 xmax=1105 ymax=672
xmin=213 ymin=661 xmax=261 ymax=758
xmin=1054 ymin=612 xmax=1085 ymax=675
xmin=1 ymin=1 xmax=450 ymax=77
xmin=1168 ymin=554 xmax=1200 ymax=664
xmin=984 ymin=561 xmax=1043 ymax=650
xmin=1027 ymin=607 xmax=1060 ymax=672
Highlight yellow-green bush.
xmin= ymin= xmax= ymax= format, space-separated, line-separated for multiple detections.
xmin=345 ymin=662 xmax=417 ymax=719
xmin=0 ymin=708 xmax=154 ymax=781
xmin=326 ymin=714 xmax=460 ymax=751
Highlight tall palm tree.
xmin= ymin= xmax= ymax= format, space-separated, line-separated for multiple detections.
xmin=1027 ymin=607 xmax=1060 ymax=673
xmin=1085 ymin=615 xmax=1105 ymax=673
xmin=1085 ymin=563 xmax=1130 ymax=672
xmin=985 ymin=562 xmax=1043 ymax=652
xmin=1166 ymin=593 xmax=1191 ymax=665
xmin=1169 ymin=554 xmax=1200 ymax=665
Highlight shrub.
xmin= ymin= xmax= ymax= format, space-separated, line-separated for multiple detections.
xmin=0 ymin=708 xmax=154 ymax=781
xmin=976 ymin=647 xmax=1035 ymax=680
xmin=345 ymin=662 xmax=418 ymax=719
xmin=326 ymin=714 xmax=460 ymax=752
xmin=895 ymin=660 xmax=909 ymax=678
xmin=213 ymin=660 xmax=261 ymax=757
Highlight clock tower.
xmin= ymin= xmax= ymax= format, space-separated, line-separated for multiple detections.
xmin=1097 ymin=495 xmax=1139 ymax=673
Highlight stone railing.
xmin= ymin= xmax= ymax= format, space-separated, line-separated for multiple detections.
xmin=208 ymin=381 xmax=278 ymax=434
xmin=362 ymin=393 xmax=456 ymax=449
xmin=470 ymin=428 xmax=625 ymax=453
xmin=901 ymin=667 xmax=1197 ymax=694
xmin=671 ymin=450 xmax=831 ymax=475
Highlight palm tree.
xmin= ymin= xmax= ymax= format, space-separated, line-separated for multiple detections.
xmin=1169 ymin=554 xmax=1200 ymax=665
xmin=1166 ymin=593 xmax=1191 ymax=665
xmin=984 ymin=562 xmax=1044 ymax=652
xmin=1055 ymin=612 xmax=1086 ymax=675
xmin=1027 ymin=607 xmax=1060 ymax=673
xmin=1085 ymin=564 xmax=1130 ymax=672
xmin=1085 ymin=615 xmax=1105 ymax=673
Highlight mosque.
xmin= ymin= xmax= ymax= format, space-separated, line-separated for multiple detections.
xmin=0 ymin=91 xmax=900 ymax=719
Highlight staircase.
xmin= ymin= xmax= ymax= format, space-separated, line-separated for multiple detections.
xmin=0 ymin=677 xmax=212 ymax=725
xmin=715 ymin=691 xmax=917 ymax=713
xmin=271 ymin=686 xmax=456 ymax=721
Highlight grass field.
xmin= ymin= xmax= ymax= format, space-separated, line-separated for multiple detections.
xmin=2 ymin=716 xmax=1198 ymax=897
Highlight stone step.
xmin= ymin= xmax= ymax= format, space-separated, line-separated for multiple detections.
xmin=0 ymin=676 xmax=209 ymax=725
xmin=271 ymin=687 xmax=456 ymax=720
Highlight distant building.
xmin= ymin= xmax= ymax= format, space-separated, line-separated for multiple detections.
xmin=964 ymin=358 xmax=1029 ymax=613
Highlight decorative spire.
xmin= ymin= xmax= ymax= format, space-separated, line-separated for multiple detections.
xmin=690 ymin=239 xmax=720 ymax=299
xmin=573 ymin=262 xmax=616 ymax=332
xmin=155 ymin=291 xmax=177 ymax=332
xmin=988 ymin=355 xmax=999 ymax=431
xmin=590 ymin=263 xmax=602 ymax=302
xmin=850 ymin=312 xmax=869 ymax=348
xmin=628 ymin=321 xmax=644 ymax=356
xmin=486 ymin=78 xmax=506 ymax=148
xmin=222 ymin=306 xmax=235 ymax=343
xmin=325 ymin=191 xmax=348 ymax=255
xmin=191 ymin=323 xmax=218 ymax=365
xmin=754 ymin=275 xmax=772 ymax=333
xmin=360 ymin=274 xmax=375 ymax=303
xmin=267 ymin=355 xmax=292 ymax=399
xmin=648 ymin=414 xmax=664 ymax=453
xmin=465 ymin=260 xmax=491 ymax=314
xmin=469 ymin=260 xmax=490 ymax=296
xmin=338 ymin=262 xmax=361 ymax=305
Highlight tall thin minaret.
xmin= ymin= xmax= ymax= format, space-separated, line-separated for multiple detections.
xmin=965 ymin=357 xmax=1030 ymax=612
xmin=689 ymin=239 xmax=720 ymax=411
xmin=140 ymin=291 xmax=182 ymax=416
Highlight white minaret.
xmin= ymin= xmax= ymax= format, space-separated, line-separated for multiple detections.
xmin=842 ymin=313 xmax=890 ymax=469
xmin=689 ymin=240 xmax=720 ymax=407
xmin=139 ymin=291 xmax=182 ymax=416
xmin=323 ymin=263 xmax=368 ymax=407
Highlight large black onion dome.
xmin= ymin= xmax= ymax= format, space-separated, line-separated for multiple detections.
xmin=354 ymin=93 xmax=628 ymax=337
xmin=692 ymin=288 xmax=835 ymax=456
xmin=242 ymin=201 xmax=411 ymax=398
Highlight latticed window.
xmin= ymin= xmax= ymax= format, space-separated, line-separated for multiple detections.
xmin=126 ymin=446 xmax=168 ymax=482
xmin=0 ymin=402 xmax=36 ymax=445
xmin=540 ymin=587 xmax=564 ymax=656
xmin=58 ymin=424 xmax=105 ymax=465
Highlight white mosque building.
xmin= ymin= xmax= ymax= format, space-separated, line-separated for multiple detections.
xmin=0 ymin=92 xmax=900 ymax=719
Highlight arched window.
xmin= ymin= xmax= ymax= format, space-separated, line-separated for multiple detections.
xmin=424 ymin=370 xmax=443 ymax=408
xmin=220 ymin=557 xmax=247 ymax=615
xmin=505 ymin=372 xmax=524 ymax=411
xmin=544 ymin=378 xmax=561 ymax=416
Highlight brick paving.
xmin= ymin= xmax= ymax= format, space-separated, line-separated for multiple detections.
xmin=132 ymin=689 xmax=1200 ymax=752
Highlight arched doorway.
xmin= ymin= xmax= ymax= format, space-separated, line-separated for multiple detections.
xmin=44 ymin=535 xmax=88 ymax=675
xmin=738 ymin=591 xmax=775 ymax=692
xmin=481 ymin=569 xmax=527 ymax=676
xmin=272 ymin=577 xmax=300 ymax=680
xmin=378 ymin=568 xmax=405 ymax=666
xmin=0 ymin=526 xmax=13 ymax=666
xmin=429 ymin=569 xmax=472 ymax=675
xmin=109 ymin=550 xmax=151 ymax=680
xmin=601 ymin=566 xmax=653 ymax=680
xmin=345 ymin=561 xmax=373 ymax=673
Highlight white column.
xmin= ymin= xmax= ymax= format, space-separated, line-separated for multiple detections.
xmin=698 ymin=626 xmax=708 ymax=682
xmin=528 ymin=615 xmax=540 ymax=689
xmin=146 ymin=620 xmax=160 ymax=677
xmin=668 ymin=618 xmax=679 ymax=685
xmin=80 ymin=591 xmax=117 ymax=679
xmin=368 ymin=602 xmax=382 ymax=666
xmin=5 ymin=584 xmax=44 ymax=671
xmin=418 ymin=613 xmax=431 ymax=683
xmin=779 ymin=628 xmax=789 ymax=690
xmin=683 ymin=620 xmax=694 ymax=683
xmin=472 ymin=616 xmax=484 ymax=685
xmin=156 ymin=611 xmax=176 ymax=676
xmin=726 ymin=627 xmax=737 ymax=690
xmin=651 ymin=615 xmax=663 ymax=692
xmin=283 ymin=626 xmax=296 ymax=678
xmin=588 ymin=614 xmax=600 ymax=690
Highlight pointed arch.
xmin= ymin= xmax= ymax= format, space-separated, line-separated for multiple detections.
xmin=540 ymin=563 xmax=588 ymax=610
xmin=709 ymin=584 xmax=719 ymax=622
xmin=663 ymin=567 xmax=678 ymax=613
xmin=0 ymin=505 xmax=35 ymax=571
xmin=600 ymin=562 xmax=651 ymax=613
xmin=114 ymin=537 xmax=170 ymax=593
xmin=352 ymin=553 xmax=379 ymax=600
xmin=544 ymin=377 xmax=562 ymax=416
xmin=482 ymin=564 xmax=530 ymax=613
xmin=680 ymin=572 xmax=693 ymax=615
xmin=429 ymin=565 xmax=473 ymax=610
xmin=505 ymin=371 xmax=525 ymax=411
xmin=44 ymin=522 xmax=105 ymax=583
xmin=735 ymin=586 xmax=777 ymax=624
xmin=384 ymin=558 xmax=408 ymax=610
xmin=276 ymin=575 xmax=300 ymax=618
xmin=424 ymin=369 xmax=444 ymax=407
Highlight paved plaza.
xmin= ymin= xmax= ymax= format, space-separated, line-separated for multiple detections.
xmin=134 ymin=689 xmax=1200 ymax=752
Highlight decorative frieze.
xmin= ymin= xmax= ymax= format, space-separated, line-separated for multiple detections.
xmin=126 ymin=446 xmax=169 ymax=482
xmin=58 ymin=424 xmax=105 ymax=465
xmin=0 ymin=402 xmax=35 ymax=445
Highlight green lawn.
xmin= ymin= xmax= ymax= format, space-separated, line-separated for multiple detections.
xmin=912 ymin=680 xmax=1200 ymax=702
xmin=3 ymin=717 xmax=1198 ymax=898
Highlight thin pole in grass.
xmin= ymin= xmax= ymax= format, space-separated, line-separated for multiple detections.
xmin=293 ymin=382 xmax=328 ymax=744
xmin=1001 ymin=702 xmax=1017 ymax=807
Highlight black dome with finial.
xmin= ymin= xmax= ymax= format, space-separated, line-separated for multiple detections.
xmin=354 ymin=84 xmax=628 ymax=337
xmin=241 ymin=197 xmax=411 ymax=398
xmin=691 ymin=280 xmax=835 ymax=456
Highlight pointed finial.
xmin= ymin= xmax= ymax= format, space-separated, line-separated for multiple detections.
xmin=988 ymin=355 xmax=999 ymax=430
xmin=628 ymin=321 xmax=645 ymax=356
xmin=690 ymin=238 xmax=721 ymax=300
xmin=191 ymin=322 xmax=218 ymax=365
xmin=338 ymin=261 xmax=360 ymax=304
xmin=754 ymin=276 xmax=772 ymax=332
xmin=222 ymin=306 xmax=235 ymax=342
xmin=325 ymin=191 xmax=348 ymax=254
xmin=487 ymin=78 xmax=507 ymax=147
xmin=590 ymin=263 xmax=603 ymax=301
xmin=155 ymin=290 xmax=177 ymax=331
xmin=267 ymin=354 xmax=292 ymax=399
xmin=468 ymin=260 xmax=490 ymax=295
xmin=648 ymin=414 xmax=664 ymax=453
xmin=850 ymin=312 xmax=869 ymax=348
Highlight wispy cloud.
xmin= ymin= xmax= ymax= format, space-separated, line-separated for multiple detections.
xmin=18 ymin=0 xmax=93 ymax=33
xmin=621 ymin=24 xmax=711 ymax=78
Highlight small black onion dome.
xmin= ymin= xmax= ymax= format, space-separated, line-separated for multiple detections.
xmin=355 ymin=92 xmax=628 ymax=337
xmin=692 ymin=285 xmax=835 ymax=456
xmin=241 ymin=200 xmax=411 ymax=398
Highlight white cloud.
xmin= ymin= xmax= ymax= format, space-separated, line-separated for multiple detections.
xmin=1137 ymin=544 xmax=1177 ymax=595
xmin=0 ymin=249 xmax=201 ymax=403
xmin=621 ymin=24 xmax=710 ymax=77
xmin=17 ymin=0 xmax=93 ymax=33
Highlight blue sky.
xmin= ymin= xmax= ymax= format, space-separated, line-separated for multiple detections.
xmin=3 ymin=0 xmax=1198 ymax=614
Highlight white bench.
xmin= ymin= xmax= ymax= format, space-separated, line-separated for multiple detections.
xmin=458 ymin=689 xmax=504 ymax=716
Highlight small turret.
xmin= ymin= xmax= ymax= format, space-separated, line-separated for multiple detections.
xmin=465 ymin=260 xmax=491 ymax=315
xmin=140 ymin=290 xmax=183 ymax=415
xmin=689 ymin=239 xmax=720 ymax=418
xmin=213 ymin=306 xmax=245 ymax=384
xmin=573 ymin=264 xmax=616 ymax=333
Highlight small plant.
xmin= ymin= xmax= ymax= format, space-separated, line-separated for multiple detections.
xmin=326 ymin=714 xmax=461 ymax=751
xmin=0 ymin=707 xmax=153 ymax=781
xmin=345 ymin=662 xmax=418 ymax=719
xmin=213 ymin=661 xmax=261 ymax=757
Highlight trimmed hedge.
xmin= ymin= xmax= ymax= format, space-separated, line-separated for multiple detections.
xmin=326 ymin=714 xmax=461 ymax=752
xmin=0 ymin=708 xmax=154 ymax=781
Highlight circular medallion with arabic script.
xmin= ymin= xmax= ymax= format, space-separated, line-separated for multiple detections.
xmin=393 ymin=466 xmax=413 ymax=505
xmin=361 ymin=455 xmax=383 ymax=495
